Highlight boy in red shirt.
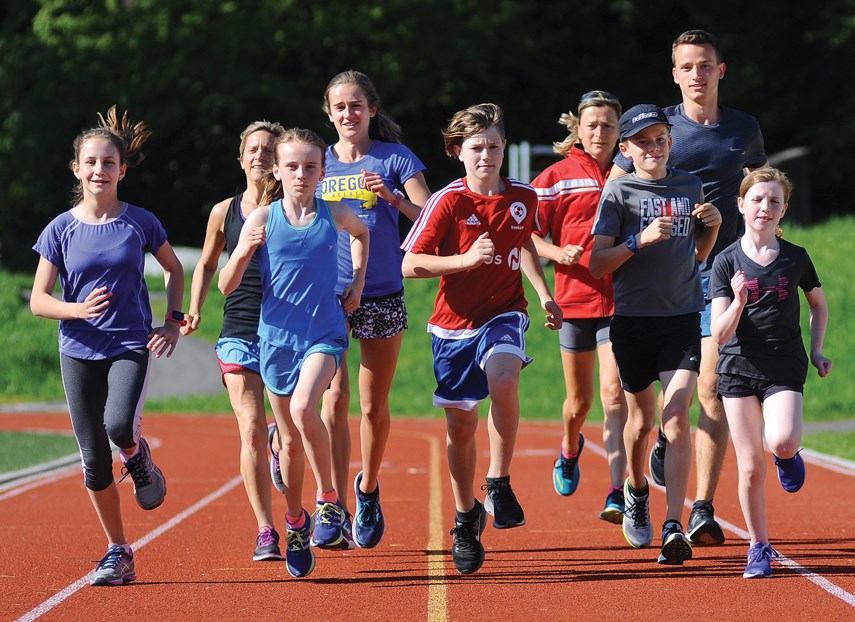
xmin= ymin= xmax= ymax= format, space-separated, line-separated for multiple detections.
xmin=402 ymin=103 xmax=561 ymax=574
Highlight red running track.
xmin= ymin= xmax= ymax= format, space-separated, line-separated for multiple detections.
xmin=1 ymin=412 xmax=854 ymax=621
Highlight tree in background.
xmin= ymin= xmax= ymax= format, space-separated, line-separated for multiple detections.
xmin=1 ymin=0 xmax=854 ymax=270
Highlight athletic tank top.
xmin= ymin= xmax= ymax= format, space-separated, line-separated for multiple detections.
xmin=220 ymin=193 xmax=263 ymax=341
xmin=257 ymin=198 xmax=347 ymax=350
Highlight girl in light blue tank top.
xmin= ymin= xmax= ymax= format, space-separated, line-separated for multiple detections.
xmin=217 ymin=128 xmax=369 ymax=578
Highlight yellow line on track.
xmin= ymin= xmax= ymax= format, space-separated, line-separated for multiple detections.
xmin=425 ymin=431 xmax=447 ymax=622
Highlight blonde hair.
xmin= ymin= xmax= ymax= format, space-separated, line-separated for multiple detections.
xmin=739 ymin=167 xmax=792 ymax=238
xmin=237 ymin=120 xmax=285 ymax=160
xmin=69 ymin=105 xmax=151 ymax=205
xmin=552 ymin=90 xmax=622 ymax=157
xmin=442 ymin=103 xmax=505 ymax=158
xmin=261 ymin=128 xmax=327 ymax=205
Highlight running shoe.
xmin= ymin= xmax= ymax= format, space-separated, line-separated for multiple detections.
xmin=353 ymin=471 xmax=385 ymax=548
xmin=648 ymin=427 xmax=667 ymax=487
xmin=482 ymin=475 xmax=525 ymax=529
xmin=285 ymin=510 xmax=315 ymax=578
xmin=450 ymin=500 xmax=487 ymax=575
xmin=253 ymin=525 xmax=284 ymax=561
xmin=553 ymin=433 xmax=585 ymax=496
xmin=599 ymin=486 xmax=625 ymax=525
xmin=658 ymin=519 xmax=693 ymax=565
xmin=267 ymin=423 xmax=286 ymax=495
xmin=774 ymin=451 xmax=806 ymax=493
xmin=90 ymin=545 xmax=136 ymax=586
xmin=622 ymin=478 xmax=653 ymax=548
xmin=743 ymin=542 xmax=777 ymax=578
xmin=687 ymin=499 xmax=725 ymax=545
xmin=310 ymin=500 xmax=345 ymax=549
xmin=119 ymin=437 xmax=166 ymax=510
xmin=340 ymin=511 xmax=357 ymax=550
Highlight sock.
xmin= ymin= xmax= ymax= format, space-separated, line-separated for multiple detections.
xmin=561 ymin=447 xmax=579 ymax=460
xmin=286 ymin=511 xmax=306 ymax=529
xmin=317 ymin=489 xmax=339 ymax=505
xmin=609 ymin=485 xmax=623 ymax=493
xmin=119 ymin=446 xmax=139 ymax=461
xmin=628 ymin=481 xmax=649 ymax=497
xmin=456 ymin=501 xmax=481 ymax=523
xmin=486 ymin=474 xmax=510 ymax=485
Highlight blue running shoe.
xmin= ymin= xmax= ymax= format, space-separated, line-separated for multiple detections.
xmin=90 ymin=545 xmax=135 ymax=586
xmin=743 ymin=542 xmax=778 ymax=578
xmin=285 ymin=510 xmax=315 ymax=578
xmin=310 ymin=500 xmax=345 ymax=549
xmin=657 ymin=519 xmax=693 ymax=565
xmin=599 ymin=486 xmax=624 ymax=524
xmin=339 ymin=511 xmax=357 ymax=550
xmin=774 ymin=451 xmax=806 ymax=493
xmin=354 ymin=471 xmax=385 ymax=548
xmin=553 ymin=433 xmax=585 ymax=496
xmin=267 ymin=423 xmax=286 ymax=495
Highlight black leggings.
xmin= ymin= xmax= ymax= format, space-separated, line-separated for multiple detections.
xmin=60 ymin=349 xmax=150 ymax=491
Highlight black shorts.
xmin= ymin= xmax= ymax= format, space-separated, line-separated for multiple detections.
xmin=610 ymin=313 xmax=701 ymax=393
xmin=717 ymin=373 xmax=803 ymax=401
xmin=558 ymin=317 xmax=612 ymax=353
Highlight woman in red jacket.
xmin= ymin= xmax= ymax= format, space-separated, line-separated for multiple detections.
xmin=531 ymin=90 xmax=628 ymax=522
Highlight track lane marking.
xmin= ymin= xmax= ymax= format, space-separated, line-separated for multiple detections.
xmin=14 ymin=475 xmax=243 ymax=622
xmin=519 ymin=425 xmax=855 ymax=609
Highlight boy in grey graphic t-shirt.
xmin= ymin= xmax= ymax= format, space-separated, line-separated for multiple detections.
xmin=590 ymin=104 xmax=721 ymax=566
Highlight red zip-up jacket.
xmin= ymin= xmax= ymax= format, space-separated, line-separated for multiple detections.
xmin=532 ymin=145 xmax=614 ymax=319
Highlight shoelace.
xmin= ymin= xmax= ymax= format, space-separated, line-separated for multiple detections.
xmin=559 ymin=457 xmax=577 ymax=479
xmin=257 ymin=527 xmax=278 ymax=548
xmin=357 ymin=496 xmax=379 ymax=526
xmin=481 ymin=481 xmax=516 ymax=504
xmin=97 ymin=545 xmax=127 ymax=570
xmin=119 ymin=452 xmax=151 ymax=487
xmin=449 ymin=523 xmax=477 ymax=549
xmin=316 ymin=502 xmax=341 ymax=526
xmin=748 ymin=543 xmax=779 ymax=564
xmin=286 ymin=527 xmax=309 ymax=552
xmin=624 ymin=493 xmax=649 ymax=528
xmin=692 ymin=501 xmax=715 ymax=522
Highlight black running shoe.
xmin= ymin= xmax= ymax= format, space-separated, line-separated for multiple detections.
xmin=648 ymin=427 xmax=667 ymax=487
xmin=482 ymin=475 xmax=525 ymax=529
xmin=450 ymin=501 xmax=487 ymax=574
xmin=687 ymin=499 xmax=726 ymax=545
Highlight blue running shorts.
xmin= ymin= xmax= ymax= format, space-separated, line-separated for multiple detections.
xmin=260 ymin=339 xmax=346 ymax=397
xmin=431 ymin=312 xmax=531 ymax=410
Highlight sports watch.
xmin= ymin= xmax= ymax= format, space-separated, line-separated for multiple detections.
xmin=625 ymin=235 xmax=640 ymax=254
xmin=166 ymin=310 xmax=187 ymax=326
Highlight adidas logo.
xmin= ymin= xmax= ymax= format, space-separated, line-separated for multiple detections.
xmin=465 ymin=214 xmax=481 ymax=226
xmin=499 ymin=334 xmax=514 ymax=343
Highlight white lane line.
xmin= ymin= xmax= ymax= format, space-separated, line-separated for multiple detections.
xmin=14 ymin=475 xmax=243 ymax=622
xmin=591 ymin=435 xmax=855 ymax=608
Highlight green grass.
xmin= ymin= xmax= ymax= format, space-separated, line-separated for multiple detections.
xmin=803 ymin=431 xmax=855 ymax=462
xmin=3 ymin=216 xmax=853 ymax=424
xmin=0 ymin=430 xmax=79 ymax=471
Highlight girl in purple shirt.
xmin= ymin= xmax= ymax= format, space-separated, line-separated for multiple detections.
xmin=30 ymin=107 xmax=184 ymax=587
